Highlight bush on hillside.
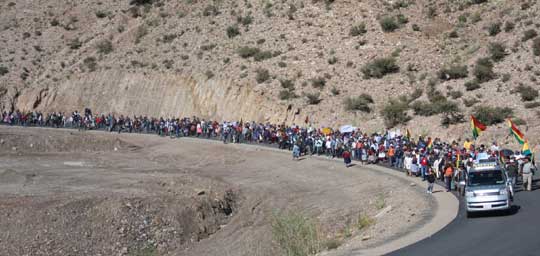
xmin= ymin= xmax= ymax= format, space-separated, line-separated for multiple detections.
xmin=463 ymin=98 xmax=480 ymax=107
xmin=448 ymin=90 xmax=463 ymax=99
xmin=129 ymin=0 xmax=153 ymax=5
xmin=255 ymin=68 xmax=270 ymax=83
xmin=379 ymin=16 xmax=399 ymax=32
xmin=311 ymin=77 xmax=326 ymax=89
xmin=513 ymin=84 xmax=539 ymax=101
xmin=522 ymin=29 xmax=538 ymax=42
xmin=96 ymin=39 xmax=113 ymax=54
xmin=381 ymin=98 xmax=411 ymax=128
xmin=524 ymin=102 xmax=540 ymax=109
xmin=226 ymin=25 xmax=240 ymax=38
xmin=350 ymin=23 xmax=367 ymax=36
xmin=532 ymin=38 xmax=540 ymax=56
xmin=361 ymin=57 xmax=399 ymax=79
xmin=489 ymin=42 xmax=506 ymax=62
xmin=0 ymin=66 xmax=8 ymax=76
xmin=474 ymin=106 xmax=513 ymax=125
xmin=237 ymin=46 xmax=260 ymax=58
xmin=473 ymin=58 xmax=495 ymax=83
xmin=305 ymin=92 xmax=322 ymax=105
xmin=464 ymin=80 xmax=481 ymax=91
xmin=279 ymin=90 xmax=297 ymax=100
xmin=438 ymin=65 xmax=468 ymax=80
xmin=344 ymin=94 xmax=374 ymax=112
xmin=487 ymin=22 xmax=501 ymax=36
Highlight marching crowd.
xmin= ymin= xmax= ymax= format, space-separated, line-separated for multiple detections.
xmin=1 ymin=109 xmax=536 ymax=194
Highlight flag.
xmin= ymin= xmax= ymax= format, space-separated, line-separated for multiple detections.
xmin=499 ymin=150 xmax=505 ymax=165
xmin=522 ymin=140 xmax=532 ymax=156
xmin=406 ymin=129 xmax=411 ymax=140
xmin=427 ymin=137 xmax=433 ymax=149
xmin=471 ymin=115 xmax=487 ymax=140
xmin=507 ymin=119 xmax=525 ymax=145
xmin=456 ymin=152 xmax=461 ymax=167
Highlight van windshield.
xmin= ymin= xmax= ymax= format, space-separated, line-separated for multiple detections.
xmin=468 ymin=170 xmax=505 ymax=186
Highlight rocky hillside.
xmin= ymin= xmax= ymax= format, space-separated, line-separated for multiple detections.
xmin=1 ymin=0 xmax=540 ymax=144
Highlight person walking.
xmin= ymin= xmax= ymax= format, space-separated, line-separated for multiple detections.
xmin=342 ymin=149 xmax=352 ymax=168
xmin=426 ymin=167 xmax=435 ymax=194
xmin=292 ymin=143 xmax=301 ymax=161
xmin=444 ymin=163 xmax=454 ymax=192
xmin=522 ymin=157 xmax=535 ymax=191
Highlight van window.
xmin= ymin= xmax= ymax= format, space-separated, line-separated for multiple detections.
xmin=468 ymin=170 xmax=505 ymax=186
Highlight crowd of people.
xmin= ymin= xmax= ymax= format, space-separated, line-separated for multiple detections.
xmin=1 ymin=109 xmax=536 ymax=194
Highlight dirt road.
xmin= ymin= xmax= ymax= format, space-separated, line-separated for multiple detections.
xmin=0 ymin=127 xmax=432 ymax=255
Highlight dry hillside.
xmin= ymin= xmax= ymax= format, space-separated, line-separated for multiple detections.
xmin=1 ymin=0 xmax=540 ymax=145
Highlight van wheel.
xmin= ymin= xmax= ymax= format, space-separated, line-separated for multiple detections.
xmin=466 ymin=211 xmax=473 ymax=218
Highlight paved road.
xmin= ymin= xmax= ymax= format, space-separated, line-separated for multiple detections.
xmin=388 ymin=177 xmax=540 ymax=256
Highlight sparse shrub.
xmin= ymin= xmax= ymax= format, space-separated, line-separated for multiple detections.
xmin=200 ymin=44 xmax=216 ymax=51
xmin=522 ymin=29 xmax=538 ymax=42
xmin=350 ymin=23 xmax=367 ymax=37
xmin=463 ymin=98 xmax=480 ymax=107
xmin=82 ymin=56 xmax=97 ymax=72
xmin=487 ymin=22 xmax=501 ymax=36
xmin=344 ymin=94 xmax=374 ymax=112
xmin=438 ymin=65 xmax=468 ymax=80
xmin=412 ymin=24 xmax=420 ymax=31
xmin=410 ymin=88 xmax=423 ymax=101
xmin=489 ymin=42 xmax=506 ymax=62
xmin=396 ymin=14 xmax=408 ymax=24
xmin=163 ymin=59 xmax=174 ymax=69
xmin=448 ymin=30 xmax=459 ymax=38
xmin=306 ymin=92 xmax=322 ymax=105
xmin=524 ymin=102 xmax=540 ymax=109
xmin=226 ymin=25 xmax=240 ymax=38
xmin=96 ymin=39 xmax=113 ymax=54
xmin=278 ymin=61 xmax=287 ymax=68
xmin=129 ymin=0 xmax=153 ymax=5
xmin=514 ymin=84 xmax=538 ymax=101
xmin=448 ymin=90 xmax=463 ymax=99
xmin=69 ymin=38 xmax=82 ymax=49
xmin=474 ymin=106 xmax=513 ymax=125
xmin=279 ymin=90 xmax=297 ymax=100
xmin=502 ymin=73 xmax=511 ymax=82
xmin=470 ymin=12 xmax=481 ymax=23
xmin=532 ymin=38 xmax=540 ymax=56
xmin=95 ymin=10 xmax=108 ymax=18
xmin=504 ymin=21 xmax=515 ymax=32
xmin=473 ymin=58 xmax=495 ymax=83
xmin=280 ymin=79 xmax=295 ymax=90
xmin=271 ymin=212 xmax=322 ymax=256
xmin=470 ymin=0 xmax=488 ymax=4
xmin=426 ymin=6 xmax=437 ymax=18
xmin=254 ymin=50 xmax=274 ymax=61
xmin=331 ymin=87 xmax=340 ymax=95
xmin=379 ymin=16 xmax=399 ymax=32
xmin=358 ymin=214 xmax=374 ymax=230
xmin=205 ymin=70 xmax=214 ymax=79
xmin=237 ymin=46 xmax=260 ymax=58
xmin=237 ymin=15 xmax=253 ymax=26
xmin=134 ymin=25 xmax=148 ymax=44
xmin=162 ymin=34 xmax=177 ymax=43
xmin=328 ymin=56 xmax=338 ymax=65
xmin=381 ymin=98 xmax=411 ymax=127
xmin=465 ymin=80 xmax=481 ymax=91
xmin=311 ymin=77 xmax=326 ymax=89
xmin=255 ymin=68 xmax=270 ymax=83
xmin=361 ymin=57 xmax=399 ymax=79
xmin=0 ymin=66 xmax=8 ymax=76
xmin=458 ymin=14 xmax=467 ymax=23
xmin=203 ymin=5 xmax=219 ymax=16
xmin=50 ymin=18 xmax=59 ymax=26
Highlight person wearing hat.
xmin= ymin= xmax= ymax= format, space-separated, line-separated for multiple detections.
xmin=522 ymin=157 xmax=536 ymax=191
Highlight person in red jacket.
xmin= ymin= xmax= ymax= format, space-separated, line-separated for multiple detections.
xmin=343 ymin=150 xmax=352 ymax=168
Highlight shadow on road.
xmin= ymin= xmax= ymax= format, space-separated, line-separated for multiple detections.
xmin=468 ymin=205 xmax=520 ymax=218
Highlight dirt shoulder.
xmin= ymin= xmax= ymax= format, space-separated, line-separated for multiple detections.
xmin=0 ymin=127 xmax=448 ymax=255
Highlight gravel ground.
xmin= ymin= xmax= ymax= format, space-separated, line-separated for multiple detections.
xmin=0 ymin=126 xmax=433 ymax=256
